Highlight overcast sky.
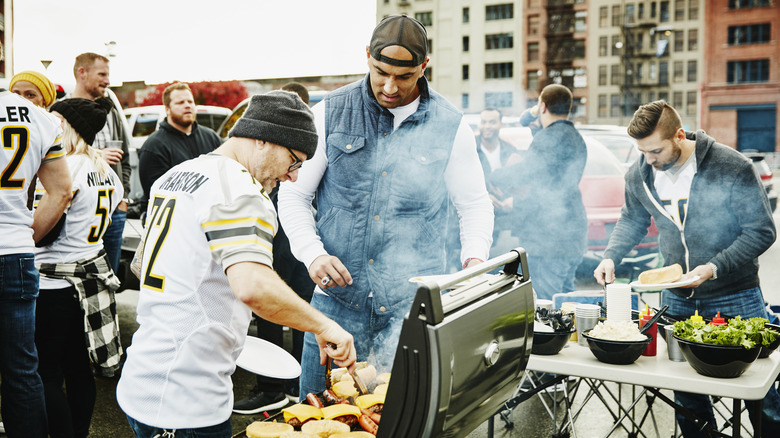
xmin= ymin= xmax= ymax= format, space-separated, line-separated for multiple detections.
xmin=13 ymin=0 xmax=377 ymax=87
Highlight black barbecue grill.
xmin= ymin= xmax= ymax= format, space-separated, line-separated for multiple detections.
xmin=233 ymin=248 xmax=534 ymax=438
xmin=378 ymin=248 xmax=534 ymax=438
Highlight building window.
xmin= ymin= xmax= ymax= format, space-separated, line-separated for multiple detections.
xmin=485 ymin=62 xmax=513 ymax=79
xmin=599 ymin=65 xmax=608 ymax=85
xmin=598 ymin=94 xmax=608 ymax=117
xmin=485 ymin=92 xmax=513 ymax=108
xmin=528 ymin=70 xmax=540 ymax=91
xmin=600 ymin=6 xmax=608 ymax=27
xmin=611 ymin=94 xmax=621 ymax=117
xmin=625 ymin=3 xmax=635 ymax=25
xmin=462 ymin=65 xmax=469 ymax=80
xmin=415 ymin=12 xmax=433 ymax=26
xmin=687 ymin=60 xmax=697 ymax=82
xmin=651 ymin=1 xmax=657 ymax=18
xmin=686 ymin=91 xmax=697 ymax=115
xmin=486 ymin=4 xmax=514 ymax=21
xmin=635 ymin=33 xmax=644 ymax=51
xmin=486 ymin=33 xmax=514 ymax=50
xmin=674 ymin=30 xmax=684 ymax=52
xmin=462 ymin=7 xmax=470 ymax=23
xmin=728 ymin=24 xmax=771 ymax=45
xmin=528 ymin=42 xmax=540 ymax=61
xmin=659 ymin=91 xmax=669 ymax=102
xmin=673 ymin=61 xmax=684 ymax=82
xmin=611 ymin=35 xmax=621 ymax=56
xmin=673 ymin=91 xmax=683 ymax=109
xmin=428 ymin=39 xmax=433 ymax=54
xmin=660 ymin=1 xmax=670 ymax=22
xmin=612 ymin=5 xmax=622 ymax=26
xmin=462 ymin=94 xmax=469 ymax=109
xmin=688 ymin=29 xmax=698 ymax=50
xmin=674 ymin=0 xmax=685 ymax=20
xmin=463 ymin=36 xmax=470 ymax=52
xmin=729 ymin=0 xmax=771 ymax=8
xmin=599 ymin=36 xmax=608 ymax=57
xmin=611 ymin=64 xmax=621 ymax=85
xmin=424 ymin=67 xmax=432 ymax=82
xmin=689 ymin=1 xmax=699 ymax=19
xmin=727 ymin=59 xmax=770 ymax=83
xmin=575 ymin=11 xmax=587 ymax=32
xmin=638 ymin=3 xmax=645 ymax=18
xmin=659 ymin=61 xmax=669 ymax=85
xmin=528 ymin=15 xmax=540 ymax=36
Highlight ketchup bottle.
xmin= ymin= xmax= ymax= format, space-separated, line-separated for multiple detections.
xmin=640 ymin=304 xmax=657 ymax=357
xmin=711 ymin=311 xmax=727 ymax=326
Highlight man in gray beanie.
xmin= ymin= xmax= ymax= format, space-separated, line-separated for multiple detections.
xmin=116 ymin=90 xmax=356 ymax=437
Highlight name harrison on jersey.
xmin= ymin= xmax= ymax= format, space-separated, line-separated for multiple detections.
xmin=157 ymin=171 xmax=210 ymax=194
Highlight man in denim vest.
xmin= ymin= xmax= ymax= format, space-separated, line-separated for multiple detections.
xmin=278 ymin=15 xmax=494 ymax=397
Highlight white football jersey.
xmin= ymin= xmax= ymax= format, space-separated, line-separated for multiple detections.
xmin=117 ymin=153 xmax=277 ymax=428
xmin=34 ymin=154 xmax=123 ymax=289
xmin=0 ymin=91 xmax=64 ymax=255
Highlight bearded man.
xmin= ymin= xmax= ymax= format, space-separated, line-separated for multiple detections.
xmin=138 ymin=82 xmax=222 ymax=211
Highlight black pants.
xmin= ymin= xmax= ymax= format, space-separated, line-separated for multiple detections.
xmin=35 ymin=286 xmax=95 ymax=438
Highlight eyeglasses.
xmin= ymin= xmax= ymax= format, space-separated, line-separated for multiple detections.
xmin=287 ymin=148 xmax=303 ymax=172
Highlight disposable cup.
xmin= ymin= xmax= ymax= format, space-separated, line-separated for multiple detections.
xmin=664 ymin=325 xmax=686 ymax=362
xmin=576 ymin=315 xmax=600 ymax=347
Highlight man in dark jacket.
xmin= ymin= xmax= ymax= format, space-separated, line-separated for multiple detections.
xmin=594 ymin=101 xmax=778 ymax=437
xmin=490 ymin=84 xmax=587 ymax=300
xmin=138 ymin=82 xmax=222 ymax=211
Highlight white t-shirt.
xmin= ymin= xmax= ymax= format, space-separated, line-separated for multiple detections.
xmin=34 ymin=154 xmax=123 ymax=289
xmin=0 ymin=91 xmax=64 ymax=255
xmin=653 ymin=152 xmax=697 ymax=228
xmin=116 ymin=154 xmax=276 ymax=429
xmin=479 ymin=143 xmax=504 ymax=172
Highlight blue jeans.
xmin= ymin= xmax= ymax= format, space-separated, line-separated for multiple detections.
xmin=0 ymin=253 xmax=48 ymax=438
xmin=527 ymin=255 xmax=580 ymax=301
xmin=299 ymin=293 xmax=403 ymax=398
xmin=663 ymin=287 xmax=780 ymax=437
xmin=126 ymin=415 xmax=232 ymax=438
xmin=103 ymin=208 xmax=127 ymax=274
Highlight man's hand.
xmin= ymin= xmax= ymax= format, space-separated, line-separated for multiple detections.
xmin=101 ymin=147 xmax=123 ymax=165
xmin=316 ymin=322 xmax=356 ymax=368
xmin=489 ymin=194 xmax=513 ymax=212
xmin=309 ymin=255 xmax=352 ymax=289
xmin=593 ymin=259 xmax=616 ymax=286
xmin=117 ymin=200 xmax=128 ymax=212
xmin=679 ymin=264 xmax=713 ymax=288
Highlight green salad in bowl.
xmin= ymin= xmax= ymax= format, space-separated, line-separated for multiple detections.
xmin=672 ymin=316 xmax=779 ymax=349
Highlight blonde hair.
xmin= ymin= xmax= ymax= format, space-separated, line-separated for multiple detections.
xmin=61 ymin=118 xmax=111 ymax=178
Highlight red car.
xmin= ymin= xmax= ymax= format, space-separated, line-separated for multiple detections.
xmin=497 ymin=127 xmax=659 ymax=276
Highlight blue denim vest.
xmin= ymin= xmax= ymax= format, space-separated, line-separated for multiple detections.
xmin=317 ymin=75 xmax=462 ymax=312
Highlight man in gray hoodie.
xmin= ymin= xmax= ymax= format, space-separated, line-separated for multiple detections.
xmin=594 ymin=101 xmax=778 ymax=437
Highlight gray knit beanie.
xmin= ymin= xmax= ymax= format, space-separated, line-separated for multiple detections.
xmin=228 ymin=91 xmax=317 ymax=158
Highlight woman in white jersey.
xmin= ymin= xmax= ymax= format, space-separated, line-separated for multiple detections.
xmin=33 ymin=97 xmax=123 ymax=438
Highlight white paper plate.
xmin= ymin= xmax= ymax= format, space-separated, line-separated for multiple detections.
xmin=236 ymin=336 xmax=301 ymax=379
xmin=629 ymin=276 xmax=700 ymax=292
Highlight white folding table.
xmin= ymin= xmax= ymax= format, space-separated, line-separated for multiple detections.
xmin=495 ymin=337 xmax=780 ymax=437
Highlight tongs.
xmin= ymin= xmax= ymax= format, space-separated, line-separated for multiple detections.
xmin=349 ymin=367 xmax=368 ymax=395
xmin=640 ymin=304 xmax=669 ymax=335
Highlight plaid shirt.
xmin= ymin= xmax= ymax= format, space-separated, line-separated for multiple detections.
xmin=38 ymin=251 xmax=123 ymax=377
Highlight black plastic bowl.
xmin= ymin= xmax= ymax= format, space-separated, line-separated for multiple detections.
xmin=674 ymin=336 xmax=760 ymax=378
xmin=582 ymin=331 xmax=652 ymax=365
xmin=532 ymin=329 xmax=575 ymax=355
xmin=759 ymin=323 xmax=780 ymax=359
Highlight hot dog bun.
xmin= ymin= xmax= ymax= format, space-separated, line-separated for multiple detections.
xmin=301 ymin=419 xmax=351 ymax=437
xmin=638 ymin=263 xmax=683 ymax=285
xmin=246 ymin=421 xmax=294 ymax=438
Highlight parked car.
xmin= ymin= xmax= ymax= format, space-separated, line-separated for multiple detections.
xmin=576 ymin=125 xmax=641 ymax=166
xmin=496 ymin=126 xmax=660 ymax=278
xmin=742 ymin=151 xmax=778 ymax=212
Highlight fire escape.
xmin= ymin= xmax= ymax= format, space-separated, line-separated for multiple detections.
xmin=544 ymin=0 xmax=587 ymax=116
xmin=619 ymin=5 xmax=671 ymax=117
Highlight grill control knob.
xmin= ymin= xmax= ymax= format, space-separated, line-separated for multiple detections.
xmin=484 ymin=341 xmax=500 ymax=366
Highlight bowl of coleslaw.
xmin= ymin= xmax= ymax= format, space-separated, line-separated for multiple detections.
xmin=582 ymin=320 xmax=652 ymax=365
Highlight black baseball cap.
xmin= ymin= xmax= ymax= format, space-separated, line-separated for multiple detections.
xmin=369 ymin=15 xmax=428 ymax=67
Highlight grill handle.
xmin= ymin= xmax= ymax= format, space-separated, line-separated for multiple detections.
xmin=412 ymin=247 xmax=529 ymax=325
